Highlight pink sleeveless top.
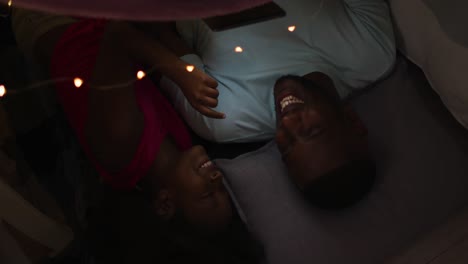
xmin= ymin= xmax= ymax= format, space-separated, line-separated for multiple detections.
xmin=51 ymin=20 xmax=192 ymax=190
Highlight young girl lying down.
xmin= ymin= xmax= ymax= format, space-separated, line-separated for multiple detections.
xmin=12 ymin=9 xmax=262 ymax=264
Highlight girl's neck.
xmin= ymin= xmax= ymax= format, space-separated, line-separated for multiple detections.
xmin=153 ymin=136 xmax=181 ymax=176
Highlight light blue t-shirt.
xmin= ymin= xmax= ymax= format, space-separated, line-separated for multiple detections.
xmin=161 ymin=0 xmax=395 ymax=143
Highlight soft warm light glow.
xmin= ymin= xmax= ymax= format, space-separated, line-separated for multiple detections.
xmin=186 ymin=65 xmax=195 ymax=72
xmin=7 ymin=0 xmax=12 ymax=7
xmin=288 ymin=25 xmax=296 ymax=32
xmin=234 ymin=46 xmax=243 ymax=53
xmin=137 ymin=70 xmax=146 ymax=80
xmin=0 ymin=85 xmax=6 ymax=97
xmin=74 ymin=78 xmax=83 ymax=88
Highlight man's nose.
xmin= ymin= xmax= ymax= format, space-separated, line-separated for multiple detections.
xmin=281 ymin=111 xmax=302 ymax=136
xmin=283 ymin=109 xmax=322 ymax=136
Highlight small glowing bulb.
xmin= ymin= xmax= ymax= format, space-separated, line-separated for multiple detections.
xmin=0 ymin=85 xmax=6 ymax=97
xmin=74 ymin=78 xmax=83 ymax=88
xmin=186 ymin=65 xmax=195 ymax=72
xmin=137 ymin=70 xmax=146 ymax=80
xmin=7 ymin=0 xmax=12 ymax=7
xmin=288 ymin=25 xmax=296 ymax=32
xmin=234 ymin=46 xmax=243 ymax=53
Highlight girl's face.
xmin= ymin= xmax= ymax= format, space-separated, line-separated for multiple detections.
xmin=167 ymin=145 xmax=233 ymax=234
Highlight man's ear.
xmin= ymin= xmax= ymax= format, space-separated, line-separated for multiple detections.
xmin=343 ymin=105 xmax=367 ymax=137
xmin=153 ymin=190 xmax=175 ymax=221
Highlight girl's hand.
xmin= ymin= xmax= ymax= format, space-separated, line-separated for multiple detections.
xmin=177 ymin=67 xmax=225 ymax=119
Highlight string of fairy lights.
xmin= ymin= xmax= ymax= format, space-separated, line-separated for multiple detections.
xmin=0 ymin=0 xmax=325 ymax=99
xmin=0 ymin=41 xmax=264 ymax=98
xmin=0 ymin=61 xmax=198 ymax=97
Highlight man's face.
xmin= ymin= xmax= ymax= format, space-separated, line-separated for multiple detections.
xmin=274 ymin=75 xmax=366 ymax=189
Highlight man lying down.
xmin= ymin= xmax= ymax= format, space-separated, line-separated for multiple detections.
xmin=158 ymin=0 xmax=396 ymax=208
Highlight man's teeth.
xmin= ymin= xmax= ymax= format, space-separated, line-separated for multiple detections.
xmin=280 ymin=95 xmax=304 ymax=112
xmin=201 ymin=161 xmax=213 ymax=169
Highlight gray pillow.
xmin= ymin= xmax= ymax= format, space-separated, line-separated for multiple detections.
xmin=390 ymin=0 xmax=468 ymax=129
xmin=216 ymin=59 xmax=468 ymax=264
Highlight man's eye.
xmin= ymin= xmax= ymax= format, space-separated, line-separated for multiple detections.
xmin=300 ymin=127 xmax=324 ymax=142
